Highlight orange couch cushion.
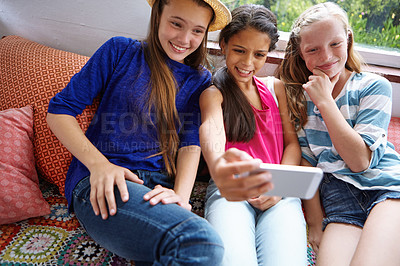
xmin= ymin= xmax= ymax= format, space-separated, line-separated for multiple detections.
xmin=0 ymin=35 xmax=97 ymax=195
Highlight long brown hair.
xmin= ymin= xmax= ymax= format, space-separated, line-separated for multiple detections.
xmin=215 ymin=4 xmax=279 ymax=142
xmin=279 ymin=2 xmax=364 ymax=131
xmin=143 ymin=0 xmax=213 ymax=176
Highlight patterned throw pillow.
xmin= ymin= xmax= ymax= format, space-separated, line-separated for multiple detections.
xmin=0 ymin=35 xmax=97 ymax=195
xmin=0 ymin=105 xmax=51 ymax=224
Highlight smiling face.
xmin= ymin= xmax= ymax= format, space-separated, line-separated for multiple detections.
xmin=158 ymin=0 xmax=213 ymax=63
xmin=222 ymin=27 xmax=271 ymax=87
xmin=299 ymin=17 xmax=348 ymax=78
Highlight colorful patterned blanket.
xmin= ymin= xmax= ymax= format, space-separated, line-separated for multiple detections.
xmin=0 ymin=179 xmax=316 ymax=265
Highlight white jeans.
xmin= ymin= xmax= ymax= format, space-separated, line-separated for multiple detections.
xmin=205 ymin=180 xmax=307 ymax=266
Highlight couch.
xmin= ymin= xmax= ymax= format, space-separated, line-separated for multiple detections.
xmin=0 ymin=35 xmax=399 ymax=266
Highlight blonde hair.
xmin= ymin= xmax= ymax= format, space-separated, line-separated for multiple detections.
xmin=279 ymin=2 xmax=364 ymax=130
xmin=144 ymin=0 xmax=212 ymax=176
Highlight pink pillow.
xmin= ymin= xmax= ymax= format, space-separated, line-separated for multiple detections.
xmin=0 ymin=105 xmax=50 ymax=224
xmin=388 ymin=117 xmax=400 ymax=153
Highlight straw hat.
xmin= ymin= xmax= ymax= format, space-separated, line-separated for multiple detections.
xmin=146 ymin=0 xmax=231 ymax=31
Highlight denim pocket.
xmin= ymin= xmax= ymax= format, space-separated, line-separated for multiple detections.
xmin=319 ymin=173 xmax=332 ymax=196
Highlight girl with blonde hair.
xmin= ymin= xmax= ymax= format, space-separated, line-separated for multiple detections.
xmin=280 ymin=2 xmax=400 ymax=265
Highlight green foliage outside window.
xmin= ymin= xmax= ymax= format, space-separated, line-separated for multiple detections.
xmin=221 ymin=0 xmax=400 ymax=50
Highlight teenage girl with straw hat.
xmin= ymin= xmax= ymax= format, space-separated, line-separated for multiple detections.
xmin=47 ymin=0 xmax=231 ymax=264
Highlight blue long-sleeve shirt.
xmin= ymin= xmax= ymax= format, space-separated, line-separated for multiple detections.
xmin=48 ymin=37 xmax=211 ymax=208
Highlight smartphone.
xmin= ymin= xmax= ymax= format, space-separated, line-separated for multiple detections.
xmin=239 ymin=163 xmax=323 ymax=199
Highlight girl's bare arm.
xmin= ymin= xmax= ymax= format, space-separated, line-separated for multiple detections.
xmin=46 ymin=113 xmax=143 ymax=219
xmin=273 ymin=78 xmax=302 ymax=166
xmin=199 ymin=87 xmax=273 ymax=201
xmin=174 ymin=145 xmax=202 ymax=204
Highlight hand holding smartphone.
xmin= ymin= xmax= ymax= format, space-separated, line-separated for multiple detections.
xmin=237 ymin=163 xmax=323 ymax=199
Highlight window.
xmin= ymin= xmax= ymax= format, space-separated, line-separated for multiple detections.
xmin=215 ymin=0 xmax=400 ymax=68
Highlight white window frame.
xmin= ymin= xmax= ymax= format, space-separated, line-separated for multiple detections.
xmin=208 ymin=30 xmax=400 ymax=69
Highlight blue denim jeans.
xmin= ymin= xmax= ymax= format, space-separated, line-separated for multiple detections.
xmin=72 ymin=171 xmax=224 ymax=266
xmin=320 ymin=173 xmax=400 ymax=230
xmin=205 ymin=180 xmax=307 ymax=266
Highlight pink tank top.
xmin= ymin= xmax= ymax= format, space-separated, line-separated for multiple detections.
xmin=225 ymin=76 xmax=283 ymax=164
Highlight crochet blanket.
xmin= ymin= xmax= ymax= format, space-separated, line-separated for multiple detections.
xmin=0 ymin=179 xmax=316 ymax=265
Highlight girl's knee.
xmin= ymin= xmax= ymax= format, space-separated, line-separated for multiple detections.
xmin=175 ymin=216 xmax=223 ymax=245
xmin=166 ymin=216 xmax=224 ymax=265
